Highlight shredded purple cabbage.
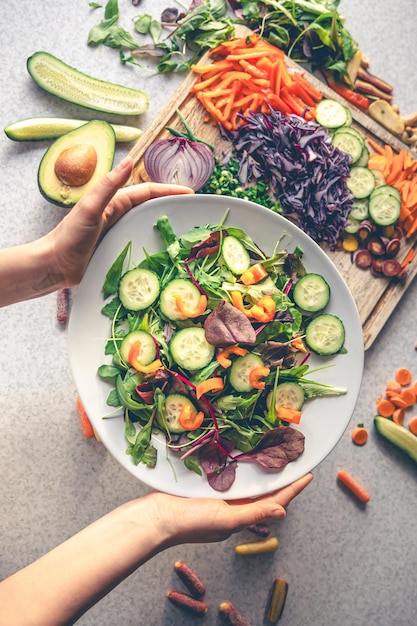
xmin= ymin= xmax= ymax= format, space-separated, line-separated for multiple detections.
xmin=227 ymin=110 xmax=354 ymax=248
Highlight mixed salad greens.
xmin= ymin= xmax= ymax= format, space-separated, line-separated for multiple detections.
xmin=98 ymin=212 xmax=347 ymax=491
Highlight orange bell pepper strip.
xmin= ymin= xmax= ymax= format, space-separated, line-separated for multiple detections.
xmin=195 ymin=377 xmax=224 ymax=399
xmin=178 ymin=405 xmax=204 ymax=431
xmin=276 ymin=406 xmax=302 ymax=424
xmin=128 ymin=342 xmax=162 ymax=374
xmin=250 ymin=295 xmax=276 ymax=323
xmin=249 ymin=366 xmax=270 ymax=390
xmin=216 ymin=345 xmax=249 ymax=368
xmin=240 ymin=262 xmax=269 ymax=286
xmin=290 ymin=334 xmax=308 ymax=353
xmin=174 ymin=294 xmax=207 ymax=318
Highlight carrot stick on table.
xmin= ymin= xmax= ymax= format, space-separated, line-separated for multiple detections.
xmin=337 ymin=470 xmax=370 ymax=503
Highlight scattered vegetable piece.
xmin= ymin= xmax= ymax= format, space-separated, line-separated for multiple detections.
xmin=351 ymin=424 xmax=368 ymax=446
xmin=219 ymin=601 xmax=251 ymax=626
xmin=408 ymin=417 xmax=417 ymax=435
xmin=234 ymin=536 xmax=279 ymax=555
xmin=337 ymin=469 xmax=370 ymax=503
xmin=374 ymin=415 xmax=417 ymax=463
xmin=57 ymin=287 xmax=70 ymax=324
xmin=266 ymin=578 xmax=288 ymax=623
xmin=167 ymin=590 xmax=208 ymax=615
xmin=395 ymin=367 xmax=412 ymax=386
xmin=376 ymin=398 xmax=395 ymax=417
xmin=76 ymin=397 xmax=95 ymax=439
xmin=173 ymin=560 xmax=205 ymax=598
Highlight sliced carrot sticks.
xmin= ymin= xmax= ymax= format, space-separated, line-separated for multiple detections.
xmin=190 ymin=34 xmax=322 ymax=130
xmin=337 ymin=470 xmax=370 ymax=503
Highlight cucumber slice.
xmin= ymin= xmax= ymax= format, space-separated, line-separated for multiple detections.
xmin=346 ymin=166 xmax=376 ymax=199
xmin=4 ymin=117 xmax=142 ymax=142
xmin=229 ymin=353 xmax=264 ymax=392
xmin=27 ymin=51 xmax=148 ymax=116
xmin=293 ymin=273 xmax=330 ymax=313
xmin=163 ymin=395 xmax=199 ymax=433
xmin=369 ymin=188 xmax=401 ymax=226
xmin=120 ymin=330 xmax=156 ymax=366
xmin=305 ymin=314 xmax=345 ymax=356
xmin=119 ymin=268 xmax=160 ymax=311
xmin=170 ymin=327 xmax=215 ymax=371
xmin=374 ymin=415 xmax=417 ymax=463
xmin=332 ymin=129 xmax=364 ymax=164
xmin=344 ymin=215 xmax=361 ymax=234
xmin=315 ymin=99 xmax=349 ymax=129
xmin=222 ymin=236 xmax=250 ymax=275
xmin=370 ymin=184 xmax=401 ymax=203
xmin=355 ymin=145 xmax=370 ymax=168
xmin=160 ymin=279 xmax=202 ymax=321
xmin=349 ymin=198 xmax=369 ymax=221
xmin=267 ymin=382 xmax=305 ymax=411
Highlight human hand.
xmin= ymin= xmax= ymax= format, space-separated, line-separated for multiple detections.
xmin=47 ymin=156 xmax=193 ymax=287
xmin=142 ymin=473 xmax=313 ymax=547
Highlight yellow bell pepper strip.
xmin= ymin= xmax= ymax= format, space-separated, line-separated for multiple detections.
xmin=216 ymin=345 xmax=249 ymax=368
xmin=230 ymin=291 xmax=253 ymax=317
xmin=174 ymin=294 xmax=207 ymax=318
xmin=178 ymin=404 xmax=205 ymax=431
xmin=195 ymin=377 xmax=225 ymax=399
xmin=276 ymin=406 xmax=302 ymax=424
xmin=248 ymin=366 xmax=270 ymax=390
xmin=249 ymin=295 xmax=276 ymax=323
xmin=128 ymin=341 xmax=162 ymax=374
xmin=240 ymin=262 xmax=269 ymax=286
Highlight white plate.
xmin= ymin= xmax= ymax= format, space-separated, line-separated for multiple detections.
xmin=68 ymin=195 xmax=364 ymax=499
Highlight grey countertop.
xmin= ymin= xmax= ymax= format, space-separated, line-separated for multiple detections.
xmin=1 ymin=2 xmax=416 ymax=625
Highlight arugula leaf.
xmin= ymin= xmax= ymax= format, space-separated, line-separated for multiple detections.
xmin=102 ymin=241 xmax=131 ymax=298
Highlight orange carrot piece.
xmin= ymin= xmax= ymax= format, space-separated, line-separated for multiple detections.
xmin=395 ymin=367 xmax=412 ymax=386
xmin=367 ymin=137 xmax=385 ymax=154
xmin=408 ymin=416 xmax=417 ymax=435
xmin=376 ymin=398 xmax=395 ymax=417
xmin=351 ymin=425 xmax=368 ymax=446
xmin=76 ymin=397 xmax=95 ymax=439
xmin=400 ymin=248 xmax=415 ymax=268
xmin=389 ymin=395 xmax=408 ymax=409
xmin=392 ymin=407 xmax=405 ymax=425
xmin=399 ymin=388 xmax=416 ymax=407
xmin=337 ymin=470 xmax=370 ymax=503
xmin=385 ymin=380 xmax=402 ymax=395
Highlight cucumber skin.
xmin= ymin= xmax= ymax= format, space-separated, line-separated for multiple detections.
xmin=374 ymin=416 xmax=417 ymax=463
xmin=4 ymin=118 xmax=142 ymax=142
xmin=27 ymin=51 xmax=148 ymax=116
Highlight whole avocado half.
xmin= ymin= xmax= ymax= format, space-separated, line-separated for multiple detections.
xmin=37 ymin=119 xmax=115 ymax=208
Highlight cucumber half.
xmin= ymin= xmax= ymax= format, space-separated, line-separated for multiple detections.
xmin=4 ymin=117 xmax=142 ymax=142
xmin=27 ymin=51 xmax=148 ymax=116
xmin=374 ymin=415 xmax=417 ymax=463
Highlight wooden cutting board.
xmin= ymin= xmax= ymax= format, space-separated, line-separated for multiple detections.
xmin=127 ymin=30 xmax=417 ymax=351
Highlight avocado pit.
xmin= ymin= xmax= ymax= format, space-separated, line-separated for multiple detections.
xmin=54 ymin=144 xmax=98 ymax=187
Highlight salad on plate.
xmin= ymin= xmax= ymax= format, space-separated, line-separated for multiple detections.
xmin=97 ymin=210 xmax=348 ymax=492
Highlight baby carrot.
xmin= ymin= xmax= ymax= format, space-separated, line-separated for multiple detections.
xmin=408 ymin=417 xmax=417 ymax=435
xmin=351 ymin=424 xmax=368 ymax=446
xmin=337 ymin=470 xmax=370 ymax=503
xmin=76 ymin=397 xmax=95 ymax=439
xmin=395 ymin=367 xmax=412 ymax=386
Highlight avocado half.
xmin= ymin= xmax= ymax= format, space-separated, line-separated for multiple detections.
xmin=38 ymin=119 xmax=115 ymax=207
